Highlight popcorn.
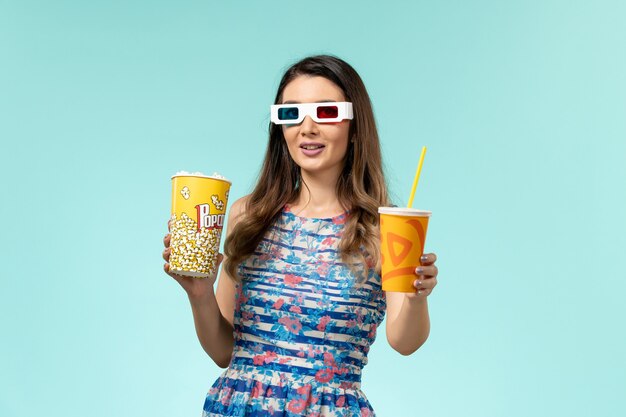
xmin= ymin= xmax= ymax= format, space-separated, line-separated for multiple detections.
xmin=211 ymin=194 xmax=225 ymax=211
xmin=173 ymin=170 xmax=208 ymax=177
xmin=172 ymin=171 xmax=229 ymax=182
xmin=169 ymin=213 xmax=222 ymax=276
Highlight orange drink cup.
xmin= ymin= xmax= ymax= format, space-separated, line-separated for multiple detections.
xmin=378 ymin=207 xmax=432 ymax=292
xmin=170 ymin=172 xmax=231 ymax=278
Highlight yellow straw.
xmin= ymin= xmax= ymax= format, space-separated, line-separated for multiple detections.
xmin=407 ymin=146 xmax=427 ymax=208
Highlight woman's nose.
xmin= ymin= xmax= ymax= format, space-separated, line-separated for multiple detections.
xmin=299 ymin=115 xmax=319 ymax=135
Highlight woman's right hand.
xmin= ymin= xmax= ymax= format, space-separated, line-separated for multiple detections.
xmin=162 ymin=219 xmax=224 ymax=301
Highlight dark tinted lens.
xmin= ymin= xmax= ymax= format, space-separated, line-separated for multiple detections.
xmin=278 ymin=107 xmax=299 ymax=120
xmin=317 ymin=105 xmax=339 ymax=119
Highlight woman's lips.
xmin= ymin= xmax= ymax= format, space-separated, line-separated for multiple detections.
xmin=300 ymin=146 xmax=325 ymax=156
xmin=299 ymin=142 xmax=325 ymax=157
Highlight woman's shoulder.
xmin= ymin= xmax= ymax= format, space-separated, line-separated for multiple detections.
xmin=229 ymin=194 xmax=251 ymax=214
xmin=226 ymin=195 xmax=252 ymax=228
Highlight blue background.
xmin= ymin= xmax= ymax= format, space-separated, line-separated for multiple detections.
xmin=1 ymin=1 xmax=625 ymax=416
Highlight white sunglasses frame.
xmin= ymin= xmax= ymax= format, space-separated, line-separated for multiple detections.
xmin=270 ymin=102 xmax=353 ymax=125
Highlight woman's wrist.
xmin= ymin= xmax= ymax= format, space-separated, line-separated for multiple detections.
xmin=187 ymin=287 xmax=217 ymax=308
xmin=405 ymin=293 xmax=428 ymax=305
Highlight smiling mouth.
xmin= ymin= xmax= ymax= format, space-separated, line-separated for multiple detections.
xmin=300 ymin=145 xmax=325 ymax=150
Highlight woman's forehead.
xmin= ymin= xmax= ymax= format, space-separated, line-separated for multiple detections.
xmin=281 ymin=75 xmax=345 ymax=103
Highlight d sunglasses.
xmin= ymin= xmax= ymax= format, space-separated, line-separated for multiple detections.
xmin=270 ymin=102 xmax=353 ymax=125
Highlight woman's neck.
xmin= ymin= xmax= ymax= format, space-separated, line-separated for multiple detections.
xmin=290 ymin=169 xmax=346 ymax=217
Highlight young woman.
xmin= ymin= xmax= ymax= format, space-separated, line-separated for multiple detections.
xmin=162 ymin=55 xmax=439 ymax=417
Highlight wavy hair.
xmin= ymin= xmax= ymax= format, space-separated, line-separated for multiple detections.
xmin=224 ymin=54 xmax=389 ymax=282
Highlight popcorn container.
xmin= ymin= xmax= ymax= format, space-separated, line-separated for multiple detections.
xmin=169 ymin=172 xmax=231 ymax=278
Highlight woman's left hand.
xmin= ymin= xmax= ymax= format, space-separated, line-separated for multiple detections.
xmin=406 ymin=253 xmax=438 ymax=300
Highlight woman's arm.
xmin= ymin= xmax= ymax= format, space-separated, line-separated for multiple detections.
xmin=187 ymin=286 xmax=235 ymax=368
xmin=185 ymin=196 xmax=248 ymax=368
xmin=385 ymin=253 xmax=438 ymax=355
xmin=164 ymin=197 xmax=245 ymax=368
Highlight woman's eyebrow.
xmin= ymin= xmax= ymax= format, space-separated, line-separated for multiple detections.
xmin=282 ymin=99 xmax=336 ymax=104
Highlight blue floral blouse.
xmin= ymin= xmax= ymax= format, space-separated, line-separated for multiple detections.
xmin=202 ymin=204 xmax=387 ymax=416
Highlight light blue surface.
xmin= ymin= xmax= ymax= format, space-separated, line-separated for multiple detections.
xmin=1 ymin=1 xmax=625 ymax=416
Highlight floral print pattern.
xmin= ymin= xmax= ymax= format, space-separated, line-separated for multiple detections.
xmin=202 ymin=205 xmax=386 ymax=416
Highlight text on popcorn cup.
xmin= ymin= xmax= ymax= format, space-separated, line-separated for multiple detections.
xmin=196 ymin=204 xmax=225 ymax=231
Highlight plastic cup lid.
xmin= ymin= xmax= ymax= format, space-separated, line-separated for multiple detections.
xmin=378 ymin=207 xmax=432 ymax=217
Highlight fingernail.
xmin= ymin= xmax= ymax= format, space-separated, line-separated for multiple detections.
xmin=420 ymin=255 xmax=428 ymax=262
xmin=415 ymin=267 xmax=424 ymax=274
xmin=416 ymin=280 xmax=422 ymax=287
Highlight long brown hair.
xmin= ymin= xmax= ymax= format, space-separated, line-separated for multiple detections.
xmin=224 ymin=54 xmax=389 ymax=282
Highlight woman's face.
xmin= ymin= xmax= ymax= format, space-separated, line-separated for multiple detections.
xmin=280 ymin=75 xmax=351 ymax=180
